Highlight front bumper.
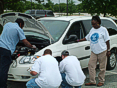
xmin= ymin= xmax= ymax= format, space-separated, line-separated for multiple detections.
xmin=8 ymin=58 xmax=36 ymax=82
xmin=8 ymin=66 xmax=32 ymax=82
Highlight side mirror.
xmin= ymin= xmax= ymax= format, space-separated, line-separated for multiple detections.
xmin=63 ymin=35 xmax=78 ymax=44
xmin=68 ymin=35 xmax=78 ymax=41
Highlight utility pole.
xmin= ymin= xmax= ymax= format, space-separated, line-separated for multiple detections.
xmin=59 ymin=0 xmax=60 ymax=16
xmin=67 ymin=0 xmax=68 ymax=16
xmin=31 ymin=0 xmax=32 ymax=10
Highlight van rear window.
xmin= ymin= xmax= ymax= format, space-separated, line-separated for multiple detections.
xmin=47 ymin=12 xmax=54 ymax=15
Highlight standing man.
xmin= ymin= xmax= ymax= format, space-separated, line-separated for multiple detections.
xmin=59 ymin=50 xmax=86 ymax=88
xmin=26 ymin=49 xmax=62 ymax=88
xmin=0 ymin=18 xmax=36 ymax=88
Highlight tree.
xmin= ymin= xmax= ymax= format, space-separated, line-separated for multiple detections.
xmin=76 ymin=3 xmax=85 ymax=13
xmin=53 ymin=4 xmax=59 ymax=12
xmin=0 ymin=0 xmax=26 ymax=14
xmin=0 ymin=0 xmax=4 ymax=14
xmin=45 ymin=0 xmax=54 ymax=11
xmin=59 ymin=3 xmax=66 ymax=13
xmin=78 ymin=0 xmax=117 ymax=17
xmin=68 ymin=0 xmax=76 ymax=15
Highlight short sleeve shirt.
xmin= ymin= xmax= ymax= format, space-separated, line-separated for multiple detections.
xmin=85 ymin=26 xmax=110 ymax=54
xmin=31 ymin=55 xmax=62 ymax=88
xmin=0 ymin=22 xmax=26 ymax=54
xmin=59 ymin=56 xmax=86 ymax=86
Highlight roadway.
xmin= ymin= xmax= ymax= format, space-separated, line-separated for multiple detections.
xmin=8 ymin=64 xmax=117 ymax=88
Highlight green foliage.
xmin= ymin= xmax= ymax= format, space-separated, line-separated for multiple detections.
xmin=44 ymin=0 xmax=54 ymax=11
xmin=24 ymin=1 xmax=44 ymax=10
xmin=78 ymin=0 xmax=117 ymax=17
xmin=0 ymin=0 xmax=27 ymax=14
xmin=9 ymin=1 xmax=25 ymax=12
xmin=59 ymin=3 xmax=66 ymax=13
xmin=68 ymin=0 xmax=76 ymax=15
xmin=76 ymin=3 xmax=85 ymax=13
xmin=0 ymin=0 xmax=85 ymax=15
xmin=53 ymin=0 xmax=77 ymax=14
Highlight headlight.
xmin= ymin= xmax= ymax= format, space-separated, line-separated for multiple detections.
xmin=19 ymin=55 xmax=40 ymax=64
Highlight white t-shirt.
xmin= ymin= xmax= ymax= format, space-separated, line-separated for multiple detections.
xmin=31 ymin=55 xmax=62 ymax=88
xmin=85 ymin=26 xmax=110 ymax=54
xmin=59 ymin=56 xmax=86 ymax=86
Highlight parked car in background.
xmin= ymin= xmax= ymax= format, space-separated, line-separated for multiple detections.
xmin=25 ymin=10 xmax=54 ymax=19
xmin=0 ymin=13 xmax=117 ymax=82
xmin=106 ymin=17 xmax=117 ymax=24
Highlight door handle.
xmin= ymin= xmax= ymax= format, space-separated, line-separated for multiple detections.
xmin=85 ymin=46 xmax=90 ymax=50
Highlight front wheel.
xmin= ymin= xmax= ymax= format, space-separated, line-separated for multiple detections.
xmin=106 ymin=52 xmax=116 ymax=70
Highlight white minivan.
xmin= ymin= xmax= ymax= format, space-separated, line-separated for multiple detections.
xmin=0 ymin=12 xmax=117 ymax=82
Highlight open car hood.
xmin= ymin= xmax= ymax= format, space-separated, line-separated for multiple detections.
xmin=0 ymin=12 xmax=54 ymax=42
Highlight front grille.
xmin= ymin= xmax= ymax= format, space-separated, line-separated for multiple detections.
xmin=21 ymin=76 xmax=30 ymax=79
xmin=8 ymin=74 xmax=14 ymax=79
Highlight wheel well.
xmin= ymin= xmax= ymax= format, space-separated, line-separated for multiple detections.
xmin=110 ymin=47 xmax=117 ymax=61
xmin=111 ymin=47 xmax=117 ymax=53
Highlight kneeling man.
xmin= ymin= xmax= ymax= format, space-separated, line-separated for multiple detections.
xmin=26 ymin=49 xmax=62 ymax=88
xmin=59 ymin=50 xmax=86 ymax=88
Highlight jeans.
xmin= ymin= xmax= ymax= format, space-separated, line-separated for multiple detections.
xmin=61 ymin=73 xmax=81 ymax=88
xmin=0 ymin=47 xmax=12 ymax=88
xmin=26 ymin=78 xmax=40 ymax=88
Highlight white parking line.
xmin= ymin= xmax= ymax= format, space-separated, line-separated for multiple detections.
xmin=106 ymin=71 xmax=117 ymax=75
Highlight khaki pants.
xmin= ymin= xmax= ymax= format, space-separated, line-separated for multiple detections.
xmin=88 ymin=50 xmax=107 ymax=84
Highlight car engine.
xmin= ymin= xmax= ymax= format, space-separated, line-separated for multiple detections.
xmin=11 ymin=46 xmax=39 ymax=60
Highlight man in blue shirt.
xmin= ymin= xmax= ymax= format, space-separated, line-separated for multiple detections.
xmin=0 ymin=18 xmax=36 ymax=88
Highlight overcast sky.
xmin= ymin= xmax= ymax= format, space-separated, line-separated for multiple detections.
xmin=28 ymin=0 xmax=81 ymax=5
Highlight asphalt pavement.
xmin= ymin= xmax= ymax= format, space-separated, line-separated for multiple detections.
xmin=7 ymin=64 xmax=117 ymax=88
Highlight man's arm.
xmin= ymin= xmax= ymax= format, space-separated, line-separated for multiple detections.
xmin=30 ymin=71 xmax=38 ymax=76
xmin=22 ymin=39 xmax=33 ymax=48
xmin=59 ymin=62 xmax=65 ymax=73
xmin=106 ymin=40 xmax=111 ymax=56
xmin=106 ymin=40 xmax=110 ymax=51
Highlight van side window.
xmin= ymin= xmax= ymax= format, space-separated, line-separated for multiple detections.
xmin=64 ymin=22 xmax=84 ymax=44
xmin=30 ymin=10 xmax=35 ymax=14
xmin=82 ymin=20 xmax=92 ymax=35
xmin=102 ymin=19 xmax=117 ymax=36
xmin=36 ymin=11 xmax=45 ymax=14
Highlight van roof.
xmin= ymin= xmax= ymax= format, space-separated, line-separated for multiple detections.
xmin=27 ymin=10 xmax=53 ymax=11
xmin=39 ymin=16 xmax=112 ymax=21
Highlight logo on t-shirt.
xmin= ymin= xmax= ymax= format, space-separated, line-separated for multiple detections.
xmin=90 ymin=33 xmax=99 ymax=44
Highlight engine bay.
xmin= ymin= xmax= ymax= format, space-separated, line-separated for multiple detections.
xmin=11 ymin=35 xmax=51 ymax=60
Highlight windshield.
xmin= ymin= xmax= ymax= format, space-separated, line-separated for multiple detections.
xmin=40 ymin=20 xmax=69 ymax=41
xmin=25 ymin=10 xmax=30 ymax=14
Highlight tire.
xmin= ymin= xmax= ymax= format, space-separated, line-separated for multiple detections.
xmin=107 ymin=52 xmax=116 ymax=70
